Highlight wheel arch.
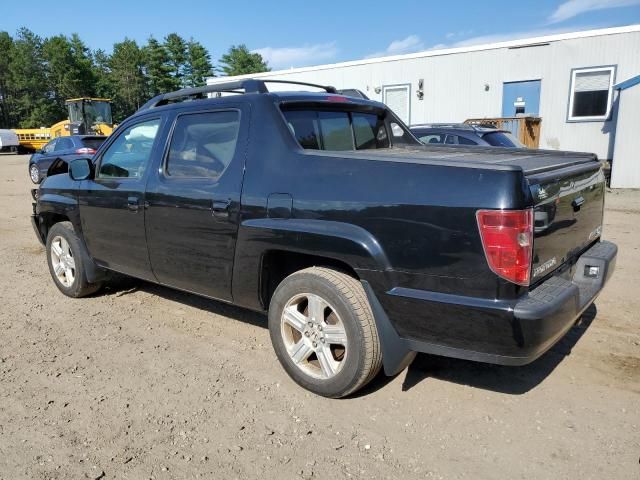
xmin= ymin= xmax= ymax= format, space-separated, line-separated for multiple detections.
xmin=36 ymin=198 xmax=107 ymax=284
xmin=232 ymin=218 xmax=392 ymax=311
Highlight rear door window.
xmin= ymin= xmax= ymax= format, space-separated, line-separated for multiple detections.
xmin=42 ymin=139 xmax=57 ymax=154
xmin=418 ymin=134 xmax=445 ymax=144
xmin=283 ymin=109 xmax=389 ymax=151
xmin=482 ymin=131 xmax=524 ymax=148
xmin=165 ymin=110 xmax=240 ymax=179
xmin=55 ymin=137 xmax=74 ymax=151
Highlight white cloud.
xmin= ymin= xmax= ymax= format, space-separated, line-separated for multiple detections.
xmin=366 ymin=35 xmax=425 ymax=58
xmin=252 ymin=42 xmax=338 ymax=70
xmin=548 ymin=0 xmax=640 ymax=24
xmin=445 ymin=29 xmax=475 ymax=40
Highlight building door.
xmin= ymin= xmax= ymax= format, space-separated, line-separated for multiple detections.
xmin=383 ymin=84 xmax=411 ymax=124
xmin=502 ymin=80 xmax=541 ymax=117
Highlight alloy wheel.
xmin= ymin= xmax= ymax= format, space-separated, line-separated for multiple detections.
xmin=280 ymin=292 xmax=348 ymax=379
xmin=50 ymin=235 xmax=76 ymax=287
xmin=29 ymin=165 xmax=40 ymax=183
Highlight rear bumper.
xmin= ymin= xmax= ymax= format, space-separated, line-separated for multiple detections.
xmin=366 ymin=240 xmax=617 ymax=374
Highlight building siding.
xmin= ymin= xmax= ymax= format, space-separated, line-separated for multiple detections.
xmin=208 ymin=26 xmax=640 ymax=184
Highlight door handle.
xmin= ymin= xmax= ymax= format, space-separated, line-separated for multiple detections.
xmin=127 ymin=196 xmax=140 ymax=212
xmin=211 ymin=198 xmax=231 ymax=219
xmin=572 ymin=196 xmax=585 ymax=212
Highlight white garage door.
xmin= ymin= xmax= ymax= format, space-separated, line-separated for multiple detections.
xmin=383 ymin=84 xmax=410 ymax=124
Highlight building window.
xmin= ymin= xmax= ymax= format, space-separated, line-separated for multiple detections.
xmin=568 ymin=66 xmax=615 ymax=121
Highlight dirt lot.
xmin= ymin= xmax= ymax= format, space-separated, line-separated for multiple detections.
xmin=0 ymin=153 xmax=638 ymax=480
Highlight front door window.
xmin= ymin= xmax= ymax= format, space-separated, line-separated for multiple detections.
xmin=98 ymin=119 xmax=161 ymax=179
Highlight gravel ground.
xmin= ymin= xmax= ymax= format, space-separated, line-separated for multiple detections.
xmin=0 ymin=153 xmax=638 ymax=480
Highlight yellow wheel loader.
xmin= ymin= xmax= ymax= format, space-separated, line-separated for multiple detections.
xmin=13 ymin=98 xmax=116 ymax=152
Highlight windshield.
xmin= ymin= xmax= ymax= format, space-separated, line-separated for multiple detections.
xmin=482 ymin=131 xmax=524 ymax=148
xmin=68 ymin=100 xmax=113 ymax=125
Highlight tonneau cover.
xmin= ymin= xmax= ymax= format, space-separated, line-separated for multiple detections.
xmin=320 ymin=145 xmax=599 ymax=175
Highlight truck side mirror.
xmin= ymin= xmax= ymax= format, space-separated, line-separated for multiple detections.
xmin=69 ymin=158 xmax=93 ymax=181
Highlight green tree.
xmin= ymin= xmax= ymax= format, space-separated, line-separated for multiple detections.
xmin=164 ymin=33 xmax=187 ymax=88
xmin=218 ymin=44 xmax=269 ymax=76
xmin=143 ymin=36 xmax=175 ymax=96
xmin=0 ymin=31 xmax=15 ymax=128
xmin=109 ymin=39 xmax=145 ymax=120
xmin=92 ymin=49 xmax=113 ymax=99
xmin=69 ymin=33 xmax=96 ymax=95
xmin=42 ymin=35 xmax=81 ymax=120
xmin=9 ymin=28 xmax=53 ymax=128
xmin=184 ymin=39 xmax=214 ymax=87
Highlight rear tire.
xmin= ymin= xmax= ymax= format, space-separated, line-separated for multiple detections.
xmin=268 ymin=267 xmax=382 ymax=398
xmin=46 ymin=222 xmax=102 ymax=298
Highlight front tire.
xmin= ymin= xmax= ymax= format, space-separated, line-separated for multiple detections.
xmin=29 ymin=164 xmax=40 ymax=184
xmin=268 ymin=267 xmax=382 ymax=398
xmin=46 ymin=222 xmax=102 ymax=298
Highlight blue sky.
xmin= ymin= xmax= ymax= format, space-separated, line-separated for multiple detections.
xmin=2 ymin=0 xmax=640 ymax=70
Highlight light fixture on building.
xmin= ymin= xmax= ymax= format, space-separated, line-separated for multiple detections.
xmin=374 ymin=86 xmax=381 ymax=94
xmin=484 ymin=83 xmax=490 ymax=92
xmin=417 ymin=78 xmax=424 ymax=100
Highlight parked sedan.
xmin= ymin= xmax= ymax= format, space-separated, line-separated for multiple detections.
xmin=410 ymin=124 xmax=525 ymax=148
xmin=28 ymin=135 xmax=106 ymax=184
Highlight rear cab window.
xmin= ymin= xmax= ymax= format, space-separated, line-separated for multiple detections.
xmin=81 ymin=137 xmax=107 ymax=150
xmin=282 ymin=106 xmax=401 ymax=151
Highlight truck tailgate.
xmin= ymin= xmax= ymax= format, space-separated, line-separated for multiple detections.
xmin=528 ymin=162 xmax=605 ymax=284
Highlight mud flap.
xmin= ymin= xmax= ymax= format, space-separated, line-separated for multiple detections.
xmin=361 ymin=280 xmax=417 ymax=377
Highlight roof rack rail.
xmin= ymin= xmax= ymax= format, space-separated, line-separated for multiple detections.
xmin=138 ymin=78 xmax=338 ymax=111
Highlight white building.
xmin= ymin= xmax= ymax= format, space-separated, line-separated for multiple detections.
xmin=208 ymin=25 xmax=640 ymax=188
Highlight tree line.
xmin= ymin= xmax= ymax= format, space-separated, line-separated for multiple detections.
xmin=0 ymin=28 xmax=270 ymax=129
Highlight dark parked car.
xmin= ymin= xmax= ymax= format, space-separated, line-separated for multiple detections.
xmin=31 ymin=79 xmax=616 ymax=398
xmin=410 ymin=123 xmax=525 ymax=148
xmin=28 ymin=135 xmax=106 ymax=184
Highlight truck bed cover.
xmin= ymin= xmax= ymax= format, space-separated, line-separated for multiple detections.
xmin=319 ymin=145 xmax=599 ymax=175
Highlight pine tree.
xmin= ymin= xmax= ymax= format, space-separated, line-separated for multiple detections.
xmin=143 ymin=37 xmax=176 ymax=96
xmin=184 ymin=39 xmax=214 ymax=87
xmin=218 ymin=44 xmax=269 ymax=76
xmin=9 ymin=28 xmax=52 ymax=128
xmin=93 ymin=49 xmax=113 ymax=100
xmin=0 ymin=31 xmax=14 ymax=127
xmin=42 ymin=35 xmax=80 ymax=120
xmin=109 ymin=39 xmax=146 ymax=120
xmin=69 ymin=33 xmax=96 ymax=96
xmin=164 ymin=33 xmax=187 ymax=88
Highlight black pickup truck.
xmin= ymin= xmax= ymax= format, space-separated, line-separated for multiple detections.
xmin=31 ymin=79 xmax=617 ymax=398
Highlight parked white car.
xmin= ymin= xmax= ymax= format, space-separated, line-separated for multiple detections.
xmin=0 ymin=129 xmax=19 ymax=153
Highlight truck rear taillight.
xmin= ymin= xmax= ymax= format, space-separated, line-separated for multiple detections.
xmin=476 ymin=209 xmax=533 ymax=286
xmin=75 ymin=147 xmax=96 ymax=155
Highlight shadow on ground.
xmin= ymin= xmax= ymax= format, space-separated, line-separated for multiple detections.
xmin=101 ymin=278 xmax=598 ymax=398
xmin=356 ymin=304 xmax=598 ymax=397
xmin=400 ymin=304 xmax=598 ymax=395
xmin=101 ymin=278 xmax=268 ymax=330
